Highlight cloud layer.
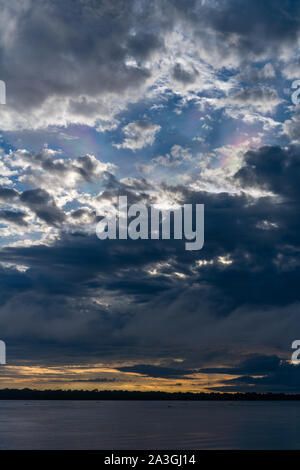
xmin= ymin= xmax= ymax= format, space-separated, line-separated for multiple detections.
xmin=0 ymin=0 xmax=300 ymax=391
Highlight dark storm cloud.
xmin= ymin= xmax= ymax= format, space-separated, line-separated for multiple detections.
xmin=117 ymin=364 xmax=197 ymax=379
xmin=0 ymin=232 xmax=175 ymax=293
xmin=97 ymin=173 xmax=153 ymax=206
xmin=282 ymin=108 xmax=300 ymax=142
xmin=127 ymin=32 xmax=163 ymax=60
xmin=235 ymin=145 xmax=300 ymax=200
xmin=208 ymin=356 xmax=300 ymax=393
xmin=14 ymin=149 xmax=113 ymax=184
xmin=20 ymin=188 xmax=66 ymax=226
xmin=76 ymin=155 xmax=105 ymax=182
xmin=0 ymin=0 xmax=164 ymax=112
xmin=0 ymin=187 xmax=19 ymax=201
xmin=200 ymin=354 xmax=281 ymax=376
xmin=228 ymin=86 xmax=280 ymax=109
xmin=20 ymin=188 xmax=51 ymax=206
xmin=172 ymin=0 xmax=300 ymax=60
xmin=70 ymin=207 xmax=97 ymax=220
xmin=33 ymin=206 xmax=66 ymax=226
xmin=157 ymin=180 xmax=300 ymax=308
xmin=1 ymin=0 xmax=299 ymax=129
xmin=0 ymin=210 xmax=28 ymax=226
xmin=1 ymin=144 xmax=300 ymax=322
xmin=172 ymin=63 xmax=199 ymax=84
xmin=237 ymin=64 xmax=275 ymax=84
xmin=0 ymin=263 xmax=32 ymax=292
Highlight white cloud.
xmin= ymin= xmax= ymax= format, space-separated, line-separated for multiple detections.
xmin=114 ymin=120 xmax=161 ymax=151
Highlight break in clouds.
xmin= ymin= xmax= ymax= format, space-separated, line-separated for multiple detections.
xmin=0 ymin=0 xmax=300 ymax=392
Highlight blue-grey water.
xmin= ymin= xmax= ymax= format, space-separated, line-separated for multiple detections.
xmin=0 ymin=400 xmax=299 ymax=449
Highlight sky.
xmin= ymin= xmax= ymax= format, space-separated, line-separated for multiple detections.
xmin=0 ymin=0 xmax=300 ymax=393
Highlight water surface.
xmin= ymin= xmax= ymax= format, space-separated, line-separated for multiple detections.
xmin=0 ymin=400 xmax=299 ymax=449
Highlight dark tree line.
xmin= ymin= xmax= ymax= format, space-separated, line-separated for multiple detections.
xmin=0 ymin=389 xmax=299 ymax=400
